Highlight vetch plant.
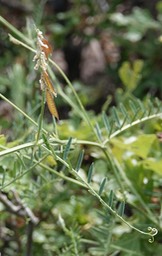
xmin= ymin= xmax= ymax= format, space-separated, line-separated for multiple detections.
xmin=0 ymin=15 xmax=161 ymax=255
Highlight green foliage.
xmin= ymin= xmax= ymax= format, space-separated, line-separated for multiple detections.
xmin=1 ymin=3 xmax=162 ymax=255
xmin=110 ymin=7 xmax=159 ymax=42
xmin=119 ymin=60 xmax=144 ymax=92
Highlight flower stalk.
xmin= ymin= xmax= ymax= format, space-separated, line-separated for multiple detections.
xmin=33 ymin=28 xmax=59 ymax=120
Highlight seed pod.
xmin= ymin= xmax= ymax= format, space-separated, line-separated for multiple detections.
xmin=46 ymin=89 xmax=59 ymax=120
xmin=41 ymin=71 xmax=57 ymax=97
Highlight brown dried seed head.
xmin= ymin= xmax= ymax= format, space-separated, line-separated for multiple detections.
xmin=42 ymin=71 xmax=57 ymax=97
xmin=46 ymin=89 xmax=59 ymax=120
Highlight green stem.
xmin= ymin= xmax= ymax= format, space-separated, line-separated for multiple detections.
xmin=8 ymin=34 xmax=35 ymax=52
xmin=49 ymin=59 xmax=98 ymax=138
xmin=0 ymin=141 xmax=41 ymax=157
xmin=103 ymin=112 xmax=162 ymax=145
xmin=57 ymin=86 xmax=84 ymax=120
xmin=30 ymin=156 xmax=86 ymax=189
xmin=104 ymin=220 xmax=115 ymax=256
xmin=0 ymin=93 xmax=47 ymax=134
xmin=36 ymin=90 xmax=46 ymax=143
xmin=70 ymin=229 xmax=79 ymax=256
xmin=53 ymin=153 xmax=158 ymax=242
xmin=1 ymin=155 xmax=48 ymax=190
xmin=0 ymin=16 xmax=33 ymax=46
xmin=0 ymin=137 xmax=105 ymax=158
xmin=0 ymin=150 xmax=86 ymax=190
xmin=103 ymin=149 xmax=126 ymax=196
xmin=52 ymin=116 xmax=59 ymax=138
xmin=109 ymin=149 xmax=159 ymax=226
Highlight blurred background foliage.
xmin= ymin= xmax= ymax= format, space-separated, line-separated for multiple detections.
xmin=0 ymin=0 xmax=162 ymax=255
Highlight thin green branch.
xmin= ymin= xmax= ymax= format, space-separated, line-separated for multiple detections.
xmin=33 ymin=158 xmax=86 ymax=189
xmin=8 ymin=34 xmax=35 ymax=53
xmin=102 ymin=148 xmax=159 ymax=225
xmin=0 ymin=93 xmax=48 ymax=134
xmin=52 ymin=153 xmax=158 ymax=242
xmin=0 ymin=16 xmax=33 ymax=46
xmin=102 ymin=150 xmax=126 ymax=196
xmin=0 ymin=141 xmax=39 ymax=157
xmin=56 ymin=86 xmax=84 ymax=119
xmin=0 ymin=149 xmax=86 ymax=190
xmin=1 ymin=155 xmax=48 ymax=190
xmin=103 ymin=221 xmax=115 ymax=256
xmin=71 ymin=229 xmax=80 ymax=256
xmin=0 ymin=139 xmax=104 ymax=158
xmin=103 ymin=112 xmax=162 ymax=145
xmin=110 ymin=153 xmax=159 ymax=226
xmin=49 ymin=59 xmax=98 ymax=138
xmin=36 ymin=90 xmax=46 ymax=143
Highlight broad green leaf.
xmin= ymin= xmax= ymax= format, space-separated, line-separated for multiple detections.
xmin=128 ymin=134 xmax=156 ymax=159
xmin=119 ymin=60 xmax=143 ymax=91
xmin=143 ymin=159 xmax=162 ymax=175
xmin=133 ymin=59 xmax=144 ymax=74
xmin=112 ymin=134 xmax=156 ymax=160
xmin=119 ymin=61 xmax=132 ymax=88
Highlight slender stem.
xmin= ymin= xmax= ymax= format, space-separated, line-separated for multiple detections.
xmin=0 ymin=16 xmax=33 ymax=46
xmin=54 ymin=154 xmax=158 ymax=241
xmin=0 ymin=141 xmax=40 ymax=157
xmin=31 ymin=157 xmax=87 ymax=189
xmin=0 ymin=124 xmax=159 ymax=227
xmin=57 ymin=86 xmax=84 ymax=119
xmin=52 ymin=116 xmax=59 ymax=138
xmin=0 ymin=137 xmax=106 ymax=158
xmin=1 ymin=155 xmax=48 ymax=190
xmin=36 ymin=90 xmax=46 ymax=143
xmin=103 ymin=149 xmax=126 ymax=196
xmin=8 ymin=34 xmax=35 ymax=53
xmin=104 ymin=220 xmax=115 ymax=256
xmin=110 ymin=151 xmax=159 ymax=226
xmin=0 ymin=93 xmax=47 ymax=134
xmin=0 ymin=150 xmax=86 ymax=190
xmin=70 ymin=229 xmax=79 ymax=256
xmin=49 ymin=59 xmax=98 ymax=138
xmin=24 ymin=141 xmax=158 ymax=235
xmin=103 ymin=112 xmax=162 ymax=145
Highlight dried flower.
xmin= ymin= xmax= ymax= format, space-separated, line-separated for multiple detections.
xmin=33 ymin=28 xmax=59 ymax=119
